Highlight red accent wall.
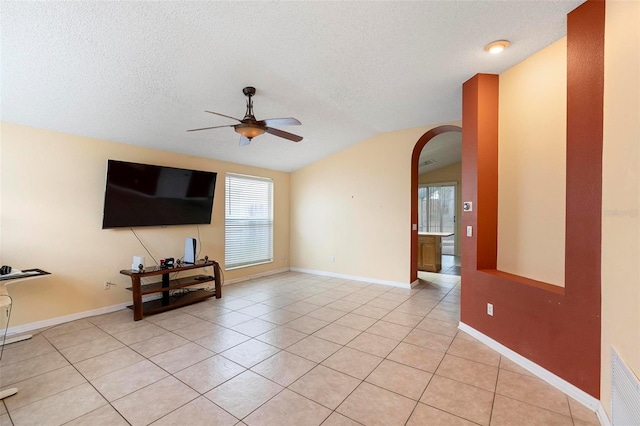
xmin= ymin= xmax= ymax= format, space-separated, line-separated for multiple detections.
xmin=461 ymin=0 xmax=604 ymax=397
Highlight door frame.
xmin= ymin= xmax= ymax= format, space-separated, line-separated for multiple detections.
xmin=410 ymin=125 xmax=462 ymax=282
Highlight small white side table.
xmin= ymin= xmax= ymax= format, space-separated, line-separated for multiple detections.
xmin=0 ymin=269 xmax=50 ymax=400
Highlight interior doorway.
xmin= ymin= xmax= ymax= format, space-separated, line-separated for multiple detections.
xmin=410 ymin=125 xmax=462 ymax=282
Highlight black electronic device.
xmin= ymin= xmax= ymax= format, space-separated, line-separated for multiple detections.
xmin=0 ymin=265 xmax=12 ymax=275
xmin=164 ymin=258 xmax=175 ymax=268
xmin=101 ymin=160 xmax=217 ymax=229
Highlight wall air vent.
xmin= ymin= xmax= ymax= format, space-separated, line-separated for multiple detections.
xmin=611 ymin=347 xmax=640 ymax=425
xmin=421 ymin=159 xmax=437 ymax=166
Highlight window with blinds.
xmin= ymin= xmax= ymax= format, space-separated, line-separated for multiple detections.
xmin=225 ymin=173 xmax=274 ymax=270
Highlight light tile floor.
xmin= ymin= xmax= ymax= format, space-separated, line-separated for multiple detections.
xmin=0 ymin=271 xmax=600 ymax=426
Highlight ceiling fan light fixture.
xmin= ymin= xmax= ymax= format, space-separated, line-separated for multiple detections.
xmin=234 ymin=123 xmax=265 ymax=140
xmin=485 ymin=40 xmax=510 ymax=54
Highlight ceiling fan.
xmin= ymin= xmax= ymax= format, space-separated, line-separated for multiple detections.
xmin=187 ymin=86 xmax=303 ymax=146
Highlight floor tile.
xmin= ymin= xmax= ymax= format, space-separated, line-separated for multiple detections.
xmin=153 ymin=313 xmax=205 ymax=331
xmin=45 ymin=326 xmax=110 ymax=350
xmin=8 ymin=383 xmax=106 ymax=426
xmin=380 ymin=311 xmax=423 ymax=328
xmin=447 ymin=337 xmax=501 ymax=367
xmin=436 ymin=354 xmax=499 ymax=392
xmin=496 ymin=369 xmax=570 ymax=416
xmin=220 ymin=339 xmax=281 ymax=368
xmin=194 ymin=327 xmax=250 ymax=353
xmin=256 ymin=326 xmax=307 ymax=349
xmin=282 ymin=301 xmax=321 ymax=315
xmin=427 ymin=307 xmax=460 ymax=323
xmin=366 ymin=320 xmax=412 ymax=341
xmin=346 ymin=332 xmax=398 ymax=357
xmin=237 ymin=303 xmax=278 ymax=317
xmin=499 ymin=356 xmax=536 ymax=378
xmin=64 ymin=405 xmax=129 ymax=425
xmin=151 ymin=396 xmax=238 ymax=426
xmin=231 ymin=318 xmax=278 ymax=337
xmin=387 ymin=342 xmax=444 ymax=373
xmin=3 ymin=365 xmax=86 ymax=411
xmin=244 ymin=389 xmax=330 ymax=426
xmin=312 ymin=323 xmax=361 ymax=345
xmin=204 ymin=370 xmax=283 ymax=419
xmin=289 ymin=365 xmax=360 ymax=410
xmin=351 ymin=305 xmax=390 ymax=320
xmin=41 ymin=319 xmax=95 ymax=339
xmin=217 ymin=298 xmax=257 ymax=310
xmin=415 ymin=317 xmax=459 ymax=336
xmin=333 ymin=313 xmax=378 ymax=331
xmin=403 ymin=328 xmax=454 ymax=352
xmin=285 ymin=336 xmax=342 ymax=363
xmin=112 ymin=323 xmax=168 ymax=346
xmin=149 ymin=342 xmax=214 ymax=374
xmin=258 ymin=309 xmax=302 ymax=325
xmin=407 ymin=403 xmax=476 ymax=426
xmin=306 ymin=307 xmax=348 ymax=322
xmin=74 ymin=346 xmax=145 ymax=380
xmin=111 ymin=376 xmax=199 ymax=426
xmin=320 ymin=411 xmax=362 ymax=426
xmin=420 ymin=375 xmax=494 ymax=426
xmin=128 ymin=333 xmax=189 ymax=358
xmin=174 ymin=354 xmax=245 ymax=393
xmin=251 ymin=351 xmax=316 ymax=386
xmin=58 ymin=335 xmax=125 ymax=364
xmin=568 ymin=397 xmax=600 ymax=425
xmin=212 ymin=311 xmax=254 ymax=328
xmin=0 ymin=335 xmax=57 ymax=366
xmin=321 ymin=347 xmax=383 ymax=380
xmin=324 ymin=300 xmax=362 ymax=313
xmin=1 ymin=351 xmax=69 ymax=386
xmin=91 ymin=359 xmax=169 ymax=401
xmin=337 ymin=382 xmax=416 ymax=426
xmin=365 ymin=359 xmax=432 ymax=400
xmin=491 ymin=394 xmax=573 ymax=426
xmin=285 ymin=316 xmax=330 ymax=334
xmin=366 ymin=297 xmax=401 ymax=310
xmin=172 ymin=321 xmax=223 ymax=341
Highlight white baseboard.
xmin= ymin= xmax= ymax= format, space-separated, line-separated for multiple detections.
xmin=289 ymin=267 xmax=412 ymax=289
xmin=4 ymin=293 xmax=160 ymax=336
xmin=5 ymin=268 xmax=292 ymax=337
xmin=458 ymin=322 xmax=611 ymax=426
xmin=222 ymin=267 xmax=291 ymax=285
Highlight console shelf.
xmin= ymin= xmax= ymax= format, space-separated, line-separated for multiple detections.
xmin=120 ymin=260 xmax=221 ymax=321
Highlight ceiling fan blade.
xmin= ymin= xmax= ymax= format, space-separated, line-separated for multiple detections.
xmin=205 ymin=111 xmax=242 ymax=122
xmin=186 ymin=124 xmax=235 ymax=132
xmin=265 ymin=126 xmax=303 ymax=142
xmin=239 ymin=136 xmax=251 ymax=146
xmin=258 ymin=117 xmax=301 ymax=127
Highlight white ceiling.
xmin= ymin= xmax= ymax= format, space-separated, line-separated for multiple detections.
xmin=1 ymin=1 xmax=583 ymax=172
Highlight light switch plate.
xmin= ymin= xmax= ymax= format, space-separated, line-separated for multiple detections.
xmin=467 ymin=226 xmax=473 ymax=237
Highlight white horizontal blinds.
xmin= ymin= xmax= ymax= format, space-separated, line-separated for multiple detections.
xmin=225 ymin=173 xmax=274 ymax=269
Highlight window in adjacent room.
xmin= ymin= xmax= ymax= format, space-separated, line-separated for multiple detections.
xmin=225 ymin=173 xmax=274 ymax=269
xmin=418 ymin=183 xmax=456 ymax=255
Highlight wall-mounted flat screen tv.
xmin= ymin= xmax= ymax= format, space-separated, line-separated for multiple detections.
xmin=102 ymin=160 xmax=217 ymax=229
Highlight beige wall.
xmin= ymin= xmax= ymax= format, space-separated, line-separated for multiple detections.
xmin=418 ymin=162 xmax=462 ymax=256
xmin=0 ymin=123 xmax=290 ymax=327
xmin=290 ymin=123 xmax=459 ymax=284
xmin=601 ymin=0 xmax=640 ymax=417
xmin=497 ymin=37 xmax=567 ymax=286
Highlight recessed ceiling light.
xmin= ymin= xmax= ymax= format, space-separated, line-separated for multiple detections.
xmin=485 ymin=40 xmax=510 ymax=54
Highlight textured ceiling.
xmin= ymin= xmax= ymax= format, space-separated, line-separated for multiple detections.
xmin=1 ymin=1 xmax=583 ymax=172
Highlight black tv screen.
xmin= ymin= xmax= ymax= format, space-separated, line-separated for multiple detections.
xmin=102 ymin=160 xmax=217 ymax=229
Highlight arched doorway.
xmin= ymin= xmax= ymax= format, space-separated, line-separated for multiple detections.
xmin=410 ymin=125 xmax=462 ymax=282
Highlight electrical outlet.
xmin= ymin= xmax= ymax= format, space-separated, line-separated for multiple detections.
xmin=330 ymin=256 xmax=335 ymax=263
xmin=203 ymin=266 xmax=209 ymax=272
xmin=487 ymin=303 xmax=494 ymax=316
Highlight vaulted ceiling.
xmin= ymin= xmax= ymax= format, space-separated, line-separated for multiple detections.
xmin=1 ymin=1 xmax=583 ymax=172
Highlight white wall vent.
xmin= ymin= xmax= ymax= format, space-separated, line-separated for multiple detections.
xmin=612 ymin=347 xmax=640 ymax=425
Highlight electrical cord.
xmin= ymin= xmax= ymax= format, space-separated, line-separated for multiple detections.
xmin=130 ymin=228 xmax=159 ymax=266
xmin=0 ymin=294 xmax=13 ymax=361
